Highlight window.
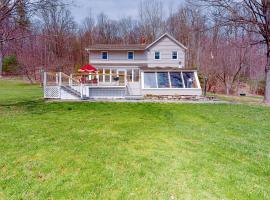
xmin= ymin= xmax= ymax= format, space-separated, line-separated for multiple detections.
xmin=170 ymin=72 xmax=184 ymax=88
xmin=127 ymin=69 xmax=132 ymax=82
xmin=105 ymin=69 xmax=110 ymax=82
xmin=143 ymin=71 xmax=198 ymax=89
xmin=98 ymin=68 xmax=103 ymax=82
xmin=101 ymin=51 xmax=108 ymax=59
xmin=133 ymin=69 xmax=140 ymax=82
xmin=144 ymin=73 xmax=157 ymax=88
xmin=157 ymin=72 xmax=170 ymax=88
xmin=155 ymin=51 xmax=160 ymax=60
xmin=127 ymin=51 xmax=134 ymax=60
xmin=183 ymin=72 xmax=197 ymax=88
xmin=172 ymin=51 xmax=178 ymax=60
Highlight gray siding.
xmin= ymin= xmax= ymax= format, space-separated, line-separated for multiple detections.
xmin=89 ymin=50 xmax=147 ymax=62
xmin=147 ymin=36 xmax=185 ymax=68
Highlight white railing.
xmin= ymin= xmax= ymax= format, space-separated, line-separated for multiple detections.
xmin=44 ymin=72 xmax=84 ymax=99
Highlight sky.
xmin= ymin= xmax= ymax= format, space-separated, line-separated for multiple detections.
xmin=70 ymin=0 xmax=185 ymax=23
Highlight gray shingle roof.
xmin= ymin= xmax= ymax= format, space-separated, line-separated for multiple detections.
xmin=86 ymin=44 xmax=147 ymax=51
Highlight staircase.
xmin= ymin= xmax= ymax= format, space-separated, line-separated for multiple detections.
xmin=61 ymin=85 xmax=81 ymax=97
xmin=125 ymin=82 xmax=144 ymax=100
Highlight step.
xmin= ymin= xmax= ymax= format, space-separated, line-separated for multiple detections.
xmin=125 ymin=95 xmax=144 ymax=100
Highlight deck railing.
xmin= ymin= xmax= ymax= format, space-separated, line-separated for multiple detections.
xmin=44 ymin=72 xmax=128 ymax=99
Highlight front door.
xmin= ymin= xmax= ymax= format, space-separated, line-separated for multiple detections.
xmin=117 ymin=69 xmax=126 ymax=86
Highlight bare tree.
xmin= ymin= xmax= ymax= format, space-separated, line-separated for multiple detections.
xmin=138 ymin=0 xmax=165 ymax=42
xmin=192 ymin=0 xmax=270 ymax=103
xmin=0 ymin=0 xmax=66 ymax=76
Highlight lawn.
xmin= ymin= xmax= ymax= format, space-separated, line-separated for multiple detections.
xmin=0 ymin=79 xmax=270 ymax=200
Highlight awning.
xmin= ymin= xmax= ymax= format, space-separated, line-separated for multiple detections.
xmin=78 ymin=64 xmax=97 ymax=73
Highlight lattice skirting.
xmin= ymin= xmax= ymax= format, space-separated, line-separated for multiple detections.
xmin=44 ymin=86 xmax=60 ymax=99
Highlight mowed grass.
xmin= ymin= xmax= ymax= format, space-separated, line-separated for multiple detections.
xmin=0 ymin=80 xmax=270 ymax=200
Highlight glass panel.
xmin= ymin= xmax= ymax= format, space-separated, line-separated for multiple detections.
xmin=128 ymin=52 xmax=134 ymax=59
xmin=105 ymin=69 xmax=110 ymax=82
xmin=133 ymin=69 xmax=139 ymax=82
xmin=172 ymin=51 xmax=177 ymax=59
xmin=157 ymin=72 xmax=170 ymax=88
xmin=102 ymin=52 xmax=108 ymax=59
xmin=98 ymin=68 xmax=103 ymax=82
xmin=127 ymin=69 xmax=132 ymax=82
xmin=155 ymin=52 xmax=160 ymax=59
xmin=183 ymin=72 xmax=197 ymax=88
xmin=144 ymin=72 xmax=157 ymax=88
xmin=118 ymin=71 xmax=125 ymax=86
xmin=170 ymin=72 xmax=184 ymax=88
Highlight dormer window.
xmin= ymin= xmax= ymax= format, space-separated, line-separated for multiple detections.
xmin=172 ymin=51 xmax=178 ymax=60
xmin=155 ymin=51 xmax=160 ymax=60
xmin=101 ymin=51 xmax=108 ymax=60
xmin=127 ymin=51 xmax=134 ymax=60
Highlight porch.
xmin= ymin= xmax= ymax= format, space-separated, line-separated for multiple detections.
xmin=43 ymin=71 xmax=140 ymax=100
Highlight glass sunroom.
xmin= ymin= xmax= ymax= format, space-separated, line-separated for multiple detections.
xmin=141 ymin=69 xmax=201 ymax=96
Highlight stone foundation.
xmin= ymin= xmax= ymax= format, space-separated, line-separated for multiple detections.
xmin=144 ymin=95 xmax=217 ymax=101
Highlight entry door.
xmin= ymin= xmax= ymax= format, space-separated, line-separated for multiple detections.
xmin=117 ymin=69 xmax=126 ymax=86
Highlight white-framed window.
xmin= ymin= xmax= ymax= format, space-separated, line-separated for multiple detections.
xmin=144 ymin=72 xmax=157 ymax=88
xmin=172 ymin=51 xmax=178 ymax=60
xmin=155 ymin=51 xmax=160 ymax=60
xmin=101 ymin=51 xmax=108 ymax=60
xmin=143 ymin=71 xmax=198 ymax=89
xmin=127 ymin=51 xmax=134 ymax=60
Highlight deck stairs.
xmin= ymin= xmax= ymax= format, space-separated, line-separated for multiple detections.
xmin=125 ymin=82 xmax=144 ymax=100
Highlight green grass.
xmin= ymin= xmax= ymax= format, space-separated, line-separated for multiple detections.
xmin=0 ymin=79 xmax=270 ymax=200
xmin=210 ymin=93 xmax=265 ymax=105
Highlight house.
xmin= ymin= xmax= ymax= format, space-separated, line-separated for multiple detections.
xmin=43 ymin=33 xmax=202 ymax=100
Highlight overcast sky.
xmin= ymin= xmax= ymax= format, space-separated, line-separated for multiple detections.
xmin=70 ymin=0 xmax=185 ymax=23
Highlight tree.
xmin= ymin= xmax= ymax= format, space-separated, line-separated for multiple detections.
xmin=192 ymin=0 xmax=270 ymax=103
xmin=0 ymin=0 xmax=65 ymax=76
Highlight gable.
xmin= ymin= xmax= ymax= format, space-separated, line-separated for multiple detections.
xmin=146 ymin=33 xmax=187 ymax=50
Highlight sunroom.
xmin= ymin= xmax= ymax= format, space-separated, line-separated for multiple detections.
xmin=141 ymin=68 xmax=202 ymax=96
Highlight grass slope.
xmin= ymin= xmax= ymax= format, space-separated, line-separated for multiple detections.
xmin=0 ymin=79 xmax=270 ymax=200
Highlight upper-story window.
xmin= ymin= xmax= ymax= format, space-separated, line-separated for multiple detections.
xmin=127 ymin=51 xmax=134 ymax=60
xmin=155 ymin=51 xmax=160 ymax=60
xmin=101 ymin=51 xmax=108 ymax=60
xmin=172 ymin=51 xmax=178 ymax=60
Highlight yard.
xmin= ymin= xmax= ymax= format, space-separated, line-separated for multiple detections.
xmin=0 ymin=79 xmax=270 ymax=200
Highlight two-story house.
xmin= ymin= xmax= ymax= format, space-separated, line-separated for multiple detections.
xmin=85 ymin=33 xmax=201 ymax=98
xmin=43 ymin=33 xmax=201 ymax=100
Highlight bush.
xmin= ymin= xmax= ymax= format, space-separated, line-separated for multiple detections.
xmin=3 ymin=55 xmax=18 ymax=73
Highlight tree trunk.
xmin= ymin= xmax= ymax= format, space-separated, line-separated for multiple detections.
xmin=264 ymin=50 xmax=270 ymax=103
xmin=0 ymin=50 xmax=2 ymax=78
xmin=264 ymin=1 xmax=270 ymax=103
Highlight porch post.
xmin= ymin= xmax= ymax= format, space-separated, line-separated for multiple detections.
xmin=43 ymin=72 xmax=47 ymax=98
xmin=59 ymin=72 xmax=62 ymax=86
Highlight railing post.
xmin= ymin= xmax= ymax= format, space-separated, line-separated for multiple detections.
xmin=43 ymin=72 xmax=47 ymax=87
xmin=80 ymin=84 xmax=83 ymax=99
xmin=59 ymin=72 xmax=62 ymax=86
xmin=43 ymin=72 xmax=47 ymax=98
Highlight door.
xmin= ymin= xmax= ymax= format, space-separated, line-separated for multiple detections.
xmin=117 ymin=69 xmax=126 ymax=86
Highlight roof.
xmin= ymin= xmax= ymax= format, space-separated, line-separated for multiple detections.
xmin=86 ymin=33 xmax=187 ymax=51
xmin=146 ymin=33 xmax=187 ymax=50
xmin=86 ymin=44 xmax=147 ymax=51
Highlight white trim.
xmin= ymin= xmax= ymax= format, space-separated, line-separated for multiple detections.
xmin=168 ymin=72 xmax=172 ymax=88
xmin=181 ymin=72 xmax=186 ymax=88
xmin=127 ymin=51 xmax=134 ymax=60
xmin=146 ymin=33 xmax=187 ymax=50
xmin=142 ymin=88 xmax=202 ymax=90
xmin=101 ymin=51 xmax=109 ymax=60
xmin=194 ymin=71 xmax=201 ymax=89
